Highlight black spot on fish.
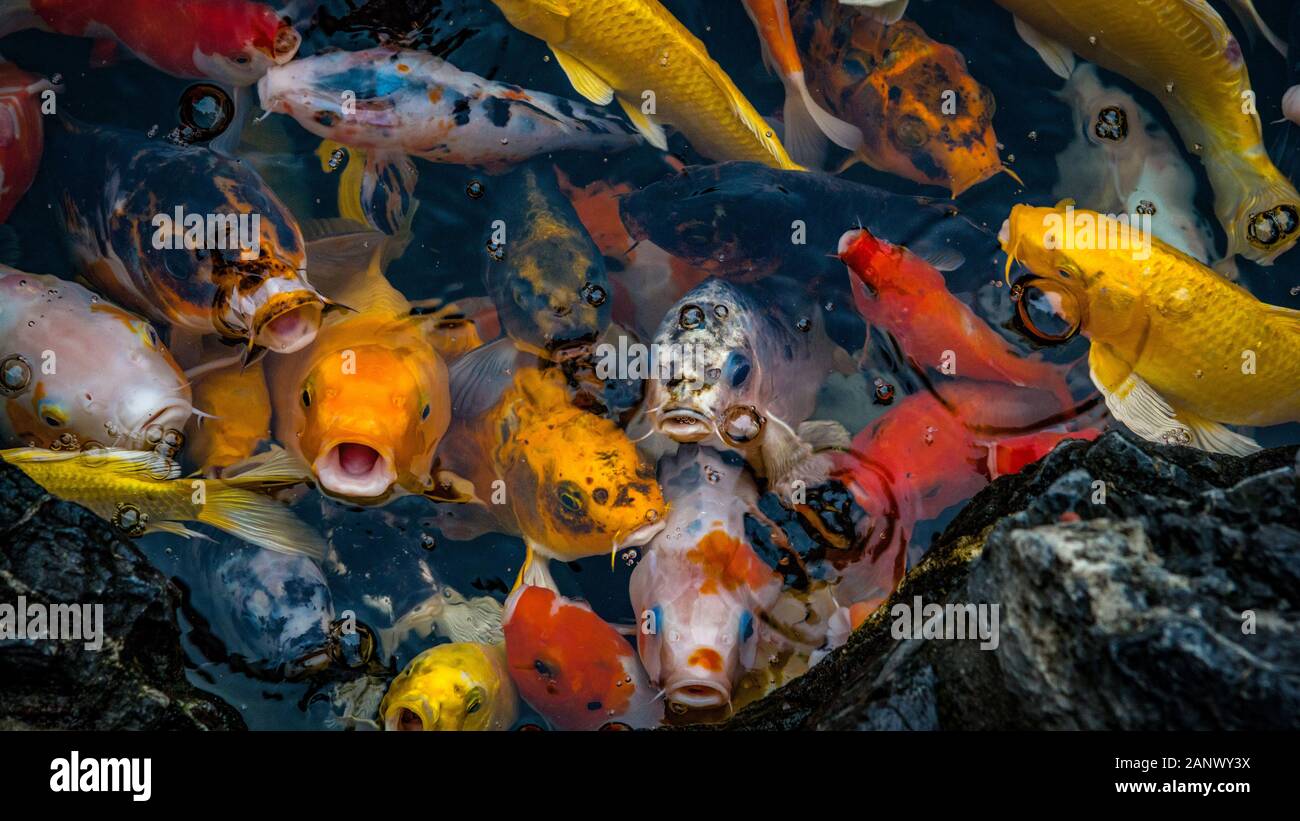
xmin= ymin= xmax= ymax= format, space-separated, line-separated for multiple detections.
xmin=556 ymin=98 xmax=574 ymax=118
xmin=484 ymin=97 xmax=512 ymax=128
xmin=452 ymin=97 xmax=472 ymax=126
xmin=587 ymin=701 xmax=602 ymax=711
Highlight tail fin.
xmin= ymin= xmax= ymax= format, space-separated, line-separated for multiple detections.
xmin=198 ymin=471 xmax=325 ymax=559
xmin=781 ymin=72 xmax=862 ymax=169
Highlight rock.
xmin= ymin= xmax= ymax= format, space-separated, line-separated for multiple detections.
xmin=723 ymin=432 xmax=1299 ymax=730
xmin=0 ymin=461 xmax=245 ymax=730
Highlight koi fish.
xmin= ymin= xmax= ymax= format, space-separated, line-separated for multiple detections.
xmin=502 ymin=584 xmax=662 ymax=730
xmin=630 ymin=445 xmax=782 ymax=714
xmin=1 ymin=0 xmax=300 ymax=85
xmin=435 ymin=348 xmax=666 ymax=589
xmin=838 ymin=228 xmax=1075 ymax=406
xmin=44 ymin=117 xmax=330 ymax=357
xmin=1000 ymin=202 xmax=1300 ymax=454
xmin=0 ymin=445 xmax=325 ymax=558
xmin=741 ymin=0 xmax=862 ymax=165
xmin=619 ymin=162 xmax=981 ymax=281
xmin=378 ymin=572 xmax=505 ymax=659
xmin=790 ymin=0 xmax=1010 ymax=194
xmin=380 ymin=642 xmax=518 ymax=731
xmin=484 ymin=164 xmax=611 ymax=360
xmin=264 ymin=219 xmax=452 ymax=503
xmin=0 ymin=269 xmax=193 ymax=452
xmin=832 ymin=383 xmax=1098 ymax=611
xmin=995 ymin=0 xmax=1300 ymax=264
xmin=257 ymin=46 xmax=640 ymax=230
xmin=1053 ymin=63 xmax=1216 ymax=264
xmin=646 ymin=278 xmax=850 ymax=499
xmin=0 ymin=61 xmax=50 ymax=223
xmin=186 ymin=352 xmax=272 ymax=476
xmin=488 ymin=0 xmax=801 ymax=168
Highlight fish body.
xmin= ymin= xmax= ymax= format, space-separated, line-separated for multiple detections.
xmin=378 ymin=578 xmax=505 ymax=659
xmin=619 ymin=162 xmax=983 ymax=281
xmin=630 ymin=445 xmax=781 ymax=713
xmin=5 ymin=0 xmax=299 ymax=85
xmin=488 ymin=0 xmax=800 ymax=168
xmin=439 ymin=350 xmax=665 ymax=586
xmin=740 ymin=0 xmax=862 ymax=165
xmin=265 ymin=224 xmax=450 ymax=503
xmin=0 ymin=446 xmax=324 ymax=558
xmin=790 ymin=0 xmax=1005 ymax=194
xmin=485 ymin=165 xmax=611 ymax=358
xmin=256 ymin=46 xmax=641 ymax=170
xmin=646 ymin=278 xmax=847 ymax=496
xmin=1000 ymin=203 xmax=1300 ymax=453
xmin=187 ymin=355 xmax=272 ymax=474
xmin=44 ymin=117 xmax=327 ymax=354
xmin=0 ymin=61 xmax=48 ymax=223
xmin=0 ymin=269 xmax=192 ymax=451
xmin=995 ymin=0 xmax=1300 ymax=264
xmin=502 ymin=584 xmax=661 ymax=730
xmin=380 ymin=642 xmax=518 ymax=731
xmin=838 ymin=228 xmax=1073 ymax=404
xmin=1053 ymin=63 xmax=1215 ymax=264
xmin=832 ymin=383 xmax=1096 ymax=606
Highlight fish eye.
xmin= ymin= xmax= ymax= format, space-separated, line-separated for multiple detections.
xmin=556 ymin=481 xmax=584 ymax=513
xmin=234 ymin=55 xmax=250 ymax=65
xmin=724 ymin=352 xmax=751 ymax=388
xmin=466 ymin=687 xmax=484 ymax=715
xmin=39 ymin=403 xmax=66 ymax=427
xmin=421 ymin=403 xmax=431 ymax=420
xmin=301 ymin=388 xmax=312 ymax=407
xmin=894 ymin=115 xmax=929 ymax=149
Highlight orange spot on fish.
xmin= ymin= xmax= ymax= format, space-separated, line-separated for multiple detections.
xmin=687 ymin=648 xmax=723 ymax=672
xmin=687 ymin=530 xmax=774 ymax=595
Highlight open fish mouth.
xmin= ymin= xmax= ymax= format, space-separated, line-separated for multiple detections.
xmin=315 ymin=440 xmax=397 ymax=499
xmin=252 ymin=292 xmax=324 ymax=354
xmin=665 ymin=677 xmax=730 ymax=711
xmin=657 ymin=406 xmax=714 ymax=442
xmin=272 ymin=21 xmax=302 ymax=64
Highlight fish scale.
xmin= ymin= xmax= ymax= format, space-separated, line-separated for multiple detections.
xmin=494 ymin=0 xmax=798 ymax=168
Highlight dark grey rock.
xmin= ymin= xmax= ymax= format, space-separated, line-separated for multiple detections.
xmin=724 ymin=431 xmax=1299 ymax=730
xmin=0 ymin=461 xmax=245 ymax=730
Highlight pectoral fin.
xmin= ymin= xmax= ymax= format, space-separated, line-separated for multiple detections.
xmin=1012 ymin=16 xmax=1075 ymax=80
xmin=514 ymin=541 xmax=559 ymax=593
xmin=617 ymin=96 xmax=668 ymax=151
xmin=761 ymin=418 xmax=850 ymax=503
xmin=551 ymin=48 xmax=614 ymax=106
xmin=1088 ymin=344 xmax=1259 ymax=456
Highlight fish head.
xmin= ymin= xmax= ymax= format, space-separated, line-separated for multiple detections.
xmin=837 ymin=227 xmax=926 ymax=304
xmin=256 ymin=48 xmax=412 ymax=143
xmin=503 ymin=585 xmax=654 ymax=731
xmin=489 ymin=0 xmax=571 ymax=43
xmin=504 ymin=368 xmax=665 ymax=561
xmin=380 ymin=644 xmax=508 ymax=731
xmin=213 ymin=250 xmax=325 ymax=354
xmin=297 ymin=342 xmax=449 ymax=501
xmin=194 ymin=3 xmax=300 ymax=85
xmin=618 ymin=166 xmax=747 ymax=271
xmin=0 ymin=274 xmax=193 ymax=452
xmin=488 ymin=206 xmax=611 ymax=359
xmin=630 ymin=532 xmax=780 ymax=713
xmin=648 ymin=281 xmax=763 ymax=445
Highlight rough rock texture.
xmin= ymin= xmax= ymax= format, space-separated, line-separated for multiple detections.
xmin=725 ymin=432 xmax=1300 ymax=730
xmin=0 ymin=461 xmax=245 ymax=730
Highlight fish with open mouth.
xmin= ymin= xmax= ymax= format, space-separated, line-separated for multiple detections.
xmin=0 ymin=269 xmax=193 ymax=452
xmin=380 ymin=641 xmax=518 ymax=731
xmin=646 ymin=278 xmax=850 ymax=500
xmin=1000 ymin=202 xmax=1300 ymax=455
xmin=263 ymin=218 xmax=454 ymax=504
xmin=630 ymin=444 xmax=782 ymax=716
xmin=433 ymin=348 xmax=666 ymax=591
xmin=789 ymin=0 xmax=1014 ymax=195
xmin=995 ymin=0 xmax=1300 ymax=265
xmin=44 ymin=117 xmax=331 ymax=359
xmin=0 ymin=0 xmax=301 ymax=86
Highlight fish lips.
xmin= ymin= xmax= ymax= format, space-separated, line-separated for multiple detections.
xmin=314 ymin=439 xmax=398 ymax=500
xmin=617 ymin=518 xmax=667 ymax=551
xmin=656 ymin=406 xmax=715 ymax=442
xmin=251 ymin=292 xmax=324 ymax=354
xmin=664 ymin=676 xmax=731 ymax=711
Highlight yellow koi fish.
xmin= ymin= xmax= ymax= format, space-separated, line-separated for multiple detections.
xmin=380 ymin=642 xmax=518 ymax=731
xmin=0 ymin=446 xmax=324 ymax=558
xmin=489 ymin=0 xmax=801 ymax=169
xmin=1000 ymin=202 xmax=1300 ymax=455
xmin=995 ymin=0 xmax=1300 ymax=264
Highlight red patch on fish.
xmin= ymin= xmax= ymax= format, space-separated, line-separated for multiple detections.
xmin=687 ymin=530 xmax=777 ymax=595
xmin=687 ymin=648 xmax=723 ymax=672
